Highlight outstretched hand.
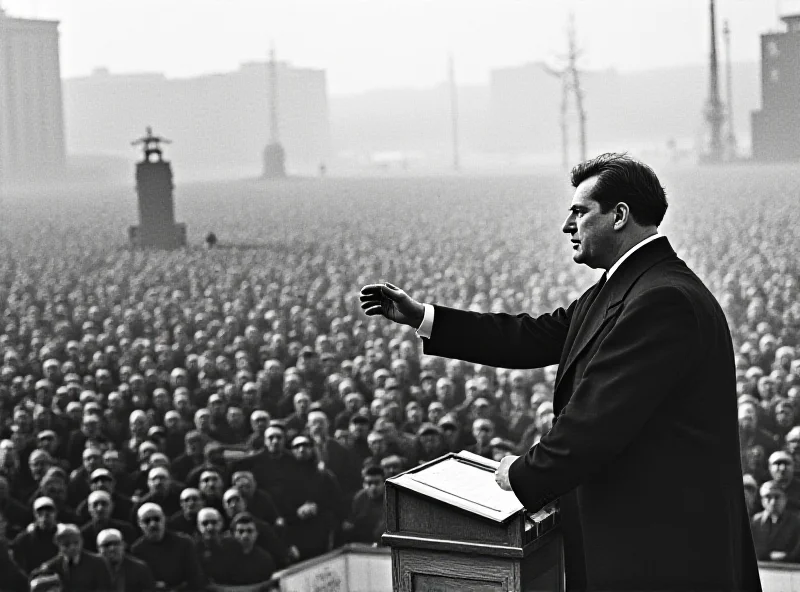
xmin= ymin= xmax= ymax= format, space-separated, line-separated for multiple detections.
xmin=359 ymin=282 xmax=425 ymax=328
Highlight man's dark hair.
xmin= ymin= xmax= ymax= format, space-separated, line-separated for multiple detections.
xmin=230 ymin=511 xmax=255 ymax=530
xmin=570 ymin=152 xmax=668 ymax=227
xmin=362 ymin=465 xmax=386 ymax=480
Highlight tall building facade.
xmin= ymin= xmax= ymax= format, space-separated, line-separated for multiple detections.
xmin=63 ymin=61 xmax=330 ymax=176
xmin=751 ymin=14 xmax=800 ymax=161
xmin=0 ymin=11 xmax=66 ymax=183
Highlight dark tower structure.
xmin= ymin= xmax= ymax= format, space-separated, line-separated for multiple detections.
xmin=703 ymin=0 xmax=724 ymax=163
xmin=262 ymin=44 xmax=287 ymax=178
xmin=129 ymin=127 xmax=187 ymax=249
xmin=751 ymin=11 xmax=800 ymax=161
xmin=448 ymin=53 xmax=460 ymax=171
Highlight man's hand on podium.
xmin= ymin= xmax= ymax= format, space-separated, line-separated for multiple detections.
xmin=495 ymin=455 xmax=519 ymax=491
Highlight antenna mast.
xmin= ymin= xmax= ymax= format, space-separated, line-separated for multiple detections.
xmin=448 ymin=53 xmax=460 ymax=171
xmin=723 ymin=19 xmax=737 ymax=159
xmin=704 ymin=0 xmax=724 ymax=162
xmin=268 ymin=42 xmax=280 ymax=144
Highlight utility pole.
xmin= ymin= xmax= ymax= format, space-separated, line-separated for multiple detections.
xmin=704 ymin=0 xmax=724 ymax=163
xmin=566 ymin=13 xmax=587 ymax=162
xmin=723 ymin=19 xmax=737 ymax=160
xmin=268 ymin=42 xmax=280 ymax=145
xmin=448 ymin=53 xmax=460 ymax=171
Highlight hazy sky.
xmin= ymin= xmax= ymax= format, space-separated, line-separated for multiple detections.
xmin=2 ymin=0 xmax=791 ymax=95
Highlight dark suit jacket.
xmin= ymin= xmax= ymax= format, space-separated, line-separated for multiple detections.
xmin=750 ymin=510 xmax=800 ymax=562
xmin=423 ymin=237 xmax=761 ymax=591
xmin=33 ymin=550 xmax=113 ymax=592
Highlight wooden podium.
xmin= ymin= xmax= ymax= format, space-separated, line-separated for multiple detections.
xmin=383 ymin=451 xmax=564 ymax=592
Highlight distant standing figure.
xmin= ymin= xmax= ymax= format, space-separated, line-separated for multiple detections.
xmin=205 ymin=232 xmax=217 ymax=249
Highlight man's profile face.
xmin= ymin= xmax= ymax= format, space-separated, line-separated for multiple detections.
xmin=562 ymin=176 xmax=617 ymax=269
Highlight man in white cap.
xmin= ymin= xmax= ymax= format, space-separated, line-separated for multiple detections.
xmin=97 ymin=528 xmax=154 ymax=592
xmin=9 ymin=496 xmax=59 ymax=572
xmin=194 ymin=507 xmax=238 ymax=584
xmin=131 ymin=502 xmax=205 ymax=590
xmin=79 ymin=490 xmax=137 ymax=552
xmin=167 ymin=487 xmax=204 ymax=537
xmin=31 ymin=523 xmax=112 ymax=591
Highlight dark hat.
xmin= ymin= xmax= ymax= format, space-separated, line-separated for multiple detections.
xmin=417 ymin=423 xmax=442 ymax=437
xmin=300 ymin=346 xmax=317 ymax=357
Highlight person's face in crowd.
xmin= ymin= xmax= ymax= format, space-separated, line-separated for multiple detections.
xmin=242 ymin=383 xmax=259 ymax=407
xmin=786 ymin=432 xmax=800 ymax=456
xmin=364 ymin=475 xmax=386 ymax=500
xmin=473 ymin=420 xmax=494 ymax=445
xmin=770 ymin=457 xmax=794 ymax=482
xmin=250 ymin=413 xmax=269 ymax=435
xmin=195 ymin=410 xmax=211 ymax=431
xmin=291 ymin=438 xmax=315 ymax=462
xmin=224 ymin=490 xmax=247 ymax=517
xmin=265 ymin=428 xmax=285 ymax=454
xmin=138 ymin=442 xmax=157 ymax=465
xmin=426 ymin=402 xmax=444 ymax=424
xmin=492 ymin=446 xmax=512 ymax=462
xmin=199 ymin=471 xmax=223 ymax=498
xmin=139 ymin=509 xmax=165 ymax=541
xmin=227 ymin=407 xmax=245 ymax=430
xmin=370 ymin=398 xmax=386 ymax=418
xmin=738 ymin=404 xmax=757 ymax=431
xmin=757 ymin=377 xmax=777 ymax=401
xmin=103 ymin=451 xmax=123 ymax=474
xmin=83 ymin=448 xmax=103 ymax=473
xmin=34 ymin=504 xmax=57 ymax=530
xmin=293 ymin=392 xmax=311 ymax=416
xmin=13 ymin=409 xmax=31 ymax=432
xmin=174 ymin=393 xmax=191 ymax=415
xmin=198 ymin=510 xmax=222 ymax=540
xmin=381 ymin=457 xmax=404 ymax=478
xmin=180 ymin=489 xmax=203 ymax=515
xmin=234 ymin=522 xmax=258 ymax=552
xmin=98 ymin=535 xmax=124 ymax=564
xmin=745 ymin=446 xmax=766 ymax=472
xmin=367 ymin=433 xmax=387 ymax=457
xmin=436 ymin=379 xmax=454 ymax=402
xmin=406 ymin=403 xmax=422 ymax=425
xmin=343 ymin=391 xmax=362 ymax=413
xmin=148 ymin=470 xmax=169 ymax=494
xmin=58 ymin=535 xmax=83 ymax=561
xmin=29 ymin=453 xmax=51 ymax=481
xmin=349 ymin=419 xmax=369 ymax=441
xmin=283 ymin=374 xmax=301 ymax=397
xmin=473 ymin=399 xmax=491 ymax=419
xmin=233 ymin=475 xmax=255 ymax=497
xmin=152 ymin=389 xmax=169 ymax=410
xmin=43 ymin=477 xmax=67 ymax=502
xmin=776 ymin=405 xmax=795 ymax=429
xmin=89 ymin=495 xmax=112 ymax=522
xmin=762 ymin=489 xmax=787 ymax=518
xmin=419 ymin=433 xmax=441 ymax=454
xmin=421 ymin=377 xmax=435 ymax=396
xmin=91 ymin=474 xmax=115 ymax=493
xmin=307 ymin=412 xmax=328 ymax=439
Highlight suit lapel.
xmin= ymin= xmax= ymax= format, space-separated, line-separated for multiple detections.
xmin=554 ymin=237 xmax=676 ymax=397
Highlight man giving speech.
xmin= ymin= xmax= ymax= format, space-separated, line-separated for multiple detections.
xmin=360 ymin=153 xmax=761 ymax=591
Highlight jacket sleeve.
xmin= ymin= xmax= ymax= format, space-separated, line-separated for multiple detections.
xmin=422 ymin=302 xmax=575 ymax=369
xmin=509 ymin=285 xmax=701 ymax=510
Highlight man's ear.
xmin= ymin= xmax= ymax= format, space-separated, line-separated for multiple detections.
xmin=613 ymin=203 xmax=630 ymax=230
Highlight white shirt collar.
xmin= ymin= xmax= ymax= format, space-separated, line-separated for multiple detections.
xmin=606 ymin=233 xmax=663 ymax=280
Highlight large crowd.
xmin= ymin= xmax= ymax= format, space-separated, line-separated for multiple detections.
xmin=1 ymin=166 xmax=800 ymax=590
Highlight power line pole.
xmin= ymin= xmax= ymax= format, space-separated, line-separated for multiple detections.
xmin=268 ymin=42 xmax=280 ymax=145
xmin=704 ymin=0 xmax=724 ymax=163
xmin=566 ymin=13 xmax=587 ymax=162
xmin=723 ymin=19 xmax=737 ymax=160
xmin=448 ymin=53 xmax=460 ymax=171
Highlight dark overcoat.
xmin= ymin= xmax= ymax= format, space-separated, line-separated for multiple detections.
xmin=423 ymin=237 xmax=761 ymax=591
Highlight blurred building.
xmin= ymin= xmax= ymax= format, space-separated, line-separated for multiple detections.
xmin=63 ymin=61 xmax=330 ymax=176
xmin=751 ymin=12 xmax=800 ymax=161
xmin=0 ymin=10 xmax=66 ymax=184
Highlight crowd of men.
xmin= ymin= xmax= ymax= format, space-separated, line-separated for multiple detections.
xmin=0 ymin=169 xmax=799 ymax=589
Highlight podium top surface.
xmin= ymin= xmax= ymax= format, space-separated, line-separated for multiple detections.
xmin=388 ymin=451 xmax=525 ymax=523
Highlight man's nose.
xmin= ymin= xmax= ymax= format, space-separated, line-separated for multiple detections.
xmin=562 ymin=215 xmax=575 ymax=234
